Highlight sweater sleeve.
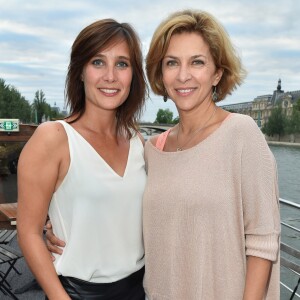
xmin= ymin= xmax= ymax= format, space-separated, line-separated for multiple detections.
xmin=240 ymin=116 xmax=280 ymax=261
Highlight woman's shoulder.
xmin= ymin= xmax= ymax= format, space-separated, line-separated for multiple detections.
xmin=19 ymin=121 xmax=68 ymax=167
xmin=228 ymin=113 xmax=256 ymax=124
xmin=148 ymin=135 xmax=159 ymax=146
xmin=227 ymin=113 xmax=260 ymax=132
xmin=28 ymin=121 xmax=68 ymax=149
xmin=36 ymin=120 xmax=65 ymax=131
xmin=228 ymin=114 xmax=270 ymax=149
xmin=145 ymin=130 xmax=170 ymax=150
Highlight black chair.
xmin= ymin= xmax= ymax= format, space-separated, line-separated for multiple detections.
xmin=0 ymin=244 xmax=23 ymax=299
xmin=0 ymin=230 xmax=17 ymax=245
xmin=280 ymin=242 xmax=300 ymax=300
xmin=0 ymin=230 xmax=21 ymax=278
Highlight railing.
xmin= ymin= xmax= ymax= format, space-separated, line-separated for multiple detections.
xmin=280 ymin=198 xmax=300 ymax=299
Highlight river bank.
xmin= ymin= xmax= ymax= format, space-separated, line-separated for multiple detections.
xmin=267 ymin=141 xmax=300 ymax=148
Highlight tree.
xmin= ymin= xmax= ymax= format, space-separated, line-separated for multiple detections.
xmin=262 ymin=106 xmax=287 ymax=140
xmin=155 ymin=108 xmax=173 ymax=124
xmin=294 ymin=98 xmax=300 ymax=111
xmin=32 ymin=90 xmax=50 ymax=123
xmin=172 ymin=116 xmax=180 ymax=124
xmin=154 ymin=108 xmax=180 ymax=124
xmin=0 ymin=78 xmax=31 ymax=122
xmin=285 ymin=99 xmax=300 ymax=134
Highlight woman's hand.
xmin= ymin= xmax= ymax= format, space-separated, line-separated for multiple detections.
xmin=45 ymin=220 xmax=66 ymax=260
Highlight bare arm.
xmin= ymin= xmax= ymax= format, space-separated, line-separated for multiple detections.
xmin=17 ymin=122 xmax=70 ymax=300
xmin=243 ymin=256 xmax=272 ymax=300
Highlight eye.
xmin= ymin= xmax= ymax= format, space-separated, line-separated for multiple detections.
xmin=192 ymin=59 xmax=205 ymax=65
xmin=116 ymin=61 xmax=129 ymax=68
xmin=91 ymin=59 xmax=104 ymax=67
xmin=165 ymin=60 xmax=178 ymax=67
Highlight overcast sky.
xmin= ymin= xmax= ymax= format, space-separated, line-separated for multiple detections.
xmin=1 ymin=0 xmax=299 ymax=122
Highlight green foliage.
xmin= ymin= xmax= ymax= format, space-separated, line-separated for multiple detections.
xmin=32 ymin=90 xmax=49 ymax=123
xmin=0 ymin=78 xmax=63 ymax=124
xmin=262 ymin=107 xmax=287 ymax=140
xmin=294 ymin=98 xmax=300 ymax=112
xmin=285 ymin=99 xmax=300 ymax=134
xmin=172 ymin=116 xmax=180 ymax=124
xmin=0 ymin=78 xmax=31 ymax=122
xmin=155 ymin=108 xmax=174 ymax=124
xmin=285 ymin=110 xmax=300 ymax=134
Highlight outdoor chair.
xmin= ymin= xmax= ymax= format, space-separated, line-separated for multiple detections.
xmin=0 ymin=229 xmax=21 ymax=277
xmin=280 ymin=242 xmax=300 ymax=299
xmin=0 ymin=244 xmax=23 ymax=299
xmin=0 ymin=230 xmax=17 ymax=245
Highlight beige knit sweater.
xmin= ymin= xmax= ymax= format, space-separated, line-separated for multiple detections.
xmin=143 ymin=114 xmax=280 ymax=300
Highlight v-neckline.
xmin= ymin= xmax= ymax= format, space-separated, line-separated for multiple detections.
xmin=150 ymin=113 xmax=234 ymax=154
xmin=62 ymin=121 xmax=131 ymax=178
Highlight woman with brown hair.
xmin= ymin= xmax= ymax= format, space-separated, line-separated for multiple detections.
xmin=17 ymin=19 xmax=147 ymax=300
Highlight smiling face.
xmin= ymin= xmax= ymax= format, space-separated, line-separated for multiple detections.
xmin=162 ymin=32 xmax=223 ymax=112
xmin=82 ymin=40 xmax=133 ymax=113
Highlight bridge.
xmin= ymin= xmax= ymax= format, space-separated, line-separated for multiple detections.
xmin=138 ymin=123 xmax=173 ymax=135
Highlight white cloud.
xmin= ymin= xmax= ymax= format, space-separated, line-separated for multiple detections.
xmin=0 ymin=0 xmax=299 ymax=121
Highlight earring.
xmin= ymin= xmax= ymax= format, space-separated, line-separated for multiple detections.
xmin=163 ymin=87 xmax=168 ymax=102
xmin=212 ymin=86 xmax=218 ymax=102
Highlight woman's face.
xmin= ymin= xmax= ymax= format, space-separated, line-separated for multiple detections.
xmin=82 ymin=40 xmax=133 ymax=112
xmin=162 ymin=32 xmax=222 ymax=112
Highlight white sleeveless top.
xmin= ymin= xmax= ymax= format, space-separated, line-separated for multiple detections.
xmin=48 ymin=121 xmax=146 ymax=283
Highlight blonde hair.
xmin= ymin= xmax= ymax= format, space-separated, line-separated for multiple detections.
xmin=146 ymin=9 xmax=246 ymax=102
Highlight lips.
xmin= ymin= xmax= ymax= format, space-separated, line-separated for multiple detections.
xmin=99 ymin=88 xmax=119 ymax=96
xmin=175 ymin=88 xmax=196 ymax=95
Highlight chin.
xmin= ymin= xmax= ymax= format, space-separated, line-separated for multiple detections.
xmin=175 ymin=102 xmax=195 ymax=112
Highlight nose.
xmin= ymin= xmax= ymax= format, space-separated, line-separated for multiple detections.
xmin=177 ymin=64 xmax=192 ymax=83
xmin=103 ymin=65 xmax=116 ymax=83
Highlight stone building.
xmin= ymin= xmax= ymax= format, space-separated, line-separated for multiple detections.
xmin=221 ymin=79 xmax=300 ymax=128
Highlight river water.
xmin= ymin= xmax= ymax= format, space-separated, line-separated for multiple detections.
xmin=270 ymin=145 xmax=300 ymax=204
xmin=269 ymin=145 xmax=300 ymax=299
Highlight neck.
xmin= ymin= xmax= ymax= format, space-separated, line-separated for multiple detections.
xmin=71 ymin=105 xmax=119 ymax=137
xmin=178 ymin=101 xmax=215 ymax=134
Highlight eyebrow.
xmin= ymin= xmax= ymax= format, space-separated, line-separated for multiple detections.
xmin=164 ymin=54 xmax=207 ymax=59
xmin=94 ymin=53 xmax=130 ymax=61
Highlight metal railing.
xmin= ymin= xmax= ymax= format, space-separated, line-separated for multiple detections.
xmin=279 ymin=198 xmax=300 ymax=299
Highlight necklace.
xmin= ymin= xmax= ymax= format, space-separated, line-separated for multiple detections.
xmin=176 ymin=105 xmax=218 ymax=151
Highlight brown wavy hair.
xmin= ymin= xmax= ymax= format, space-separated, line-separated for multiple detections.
xmin=65 ymin=19 xmax=147 ymax=138
xmin=146 ymin=9 xmax=246 ymax=102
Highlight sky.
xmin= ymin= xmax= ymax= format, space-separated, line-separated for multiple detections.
xmin=0 ymin=0 xmax=299 ymax=122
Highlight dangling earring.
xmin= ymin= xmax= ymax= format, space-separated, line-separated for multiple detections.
xmin=163 ymin=88 xmax=168 ymax=102
xmin=212 ymin=86 xmax=218 ymax=102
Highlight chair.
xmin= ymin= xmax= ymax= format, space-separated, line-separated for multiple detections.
xmin=0 ymin=244 xmax=23 ymax=299
xmin=280 ymin=242 xmax=300 ymax=299
xmin=0 ymin=230 xmax=17 ymax=245
xmin=0 ymin=230 xmax=21 ymax=278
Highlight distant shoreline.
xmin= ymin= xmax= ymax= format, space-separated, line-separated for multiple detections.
xmin=267 ymin=141 xmax=300 ymax=148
